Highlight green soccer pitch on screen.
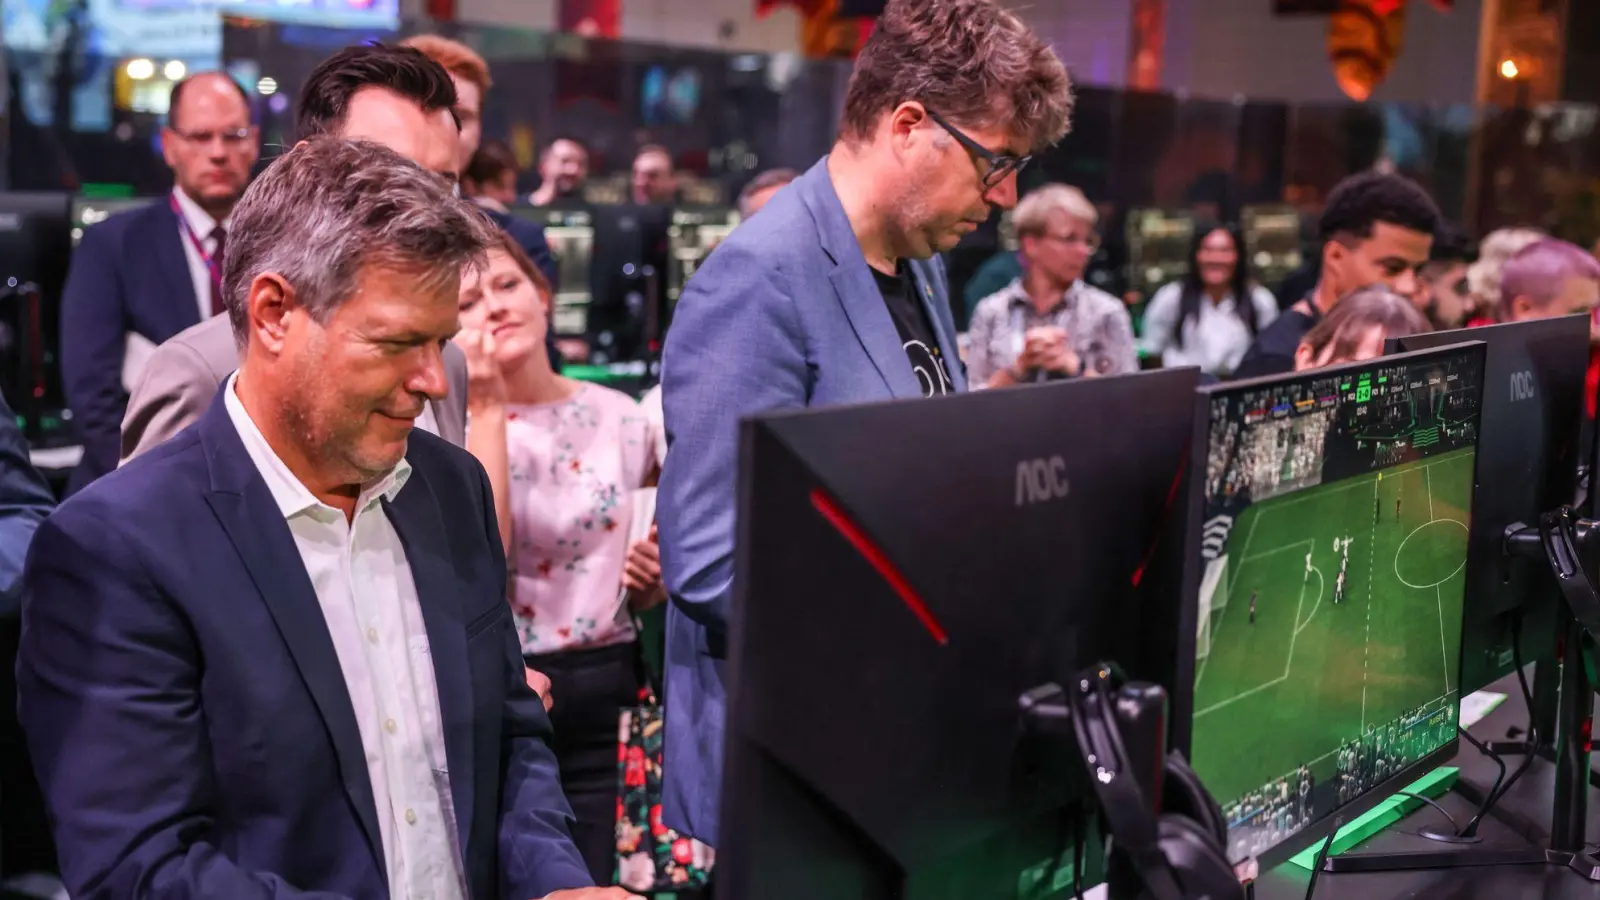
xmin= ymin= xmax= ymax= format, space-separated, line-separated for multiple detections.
xmin=1190 ymin=345 xmax=1485 ymax=865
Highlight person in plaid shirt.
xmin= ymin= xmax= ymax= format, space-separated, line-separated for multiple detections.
xmin=966 ymin=183 xmax=1137 ymax=387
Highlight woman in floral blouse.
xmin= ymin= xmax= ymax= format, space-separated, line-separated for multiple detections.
xmin=457 ymin=230 xmax=665 ymax=883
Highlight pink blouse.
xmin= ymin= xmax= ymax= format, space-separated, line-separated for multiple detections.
xmin=504 ymin=382 xmax=660 ymax=655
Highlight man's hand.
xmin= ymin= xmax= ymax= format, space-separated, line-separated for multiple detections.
xmin=524 ymin=666 xmax=554 ymax=712
xmin=541 ymin=889 xmax=635 ymax=899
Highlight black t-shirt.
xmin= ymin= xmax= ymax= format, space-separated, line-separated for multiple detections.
xmin=1232 ymin=302 xmax=1321 ymax=380
xmin=872 ymin=263 xmax=954 ymax=396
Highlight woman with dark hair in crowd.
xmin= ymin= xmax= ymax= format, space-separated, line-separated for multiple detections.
xmin=1293 ymin=284 xmax=1431 ymax=372
xmin=1139 ymin=223 xmax=1279 ymax=377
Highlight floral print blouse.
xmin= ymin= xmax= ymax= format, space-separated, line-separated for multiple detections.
xmin=505 ymin=382 xmax=660 ymax=655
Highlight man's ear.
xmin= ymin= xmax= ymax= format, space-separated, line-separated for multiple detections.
xmin=245 ymin=273 xmax=297 ymax=355
xmin=1509 ymin=295 xmax=1535 ymax=321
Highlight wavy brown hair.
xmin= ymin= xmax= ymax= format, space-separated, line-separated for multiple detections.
xmin=840 ymin=0 xmax=1072 ymax=152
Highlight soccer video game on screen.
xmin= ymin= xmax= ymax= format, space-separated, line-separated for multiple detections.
xmin=1191 ymin=349 xmax=1484 ymax=863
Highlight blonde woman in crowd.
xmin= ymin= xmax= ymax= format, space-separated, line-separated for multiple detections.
xmin=1465 ymin=227 xmax=1545 ymax=325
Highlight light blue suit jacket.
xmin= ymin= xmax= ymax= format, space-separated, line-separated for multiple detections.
xmin=656 ymin=157 xmax=967 ymax=845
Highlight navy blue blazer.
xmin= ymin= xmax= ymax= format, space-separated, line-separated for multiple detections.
xmin=655 ymin=157 xmax=967 ymax=845
xmin=17 ymin=389 xmax=592 ymax=899
xmin=61 ymin=200 xmax=205 ymax=494
xmin=0 ymin=390 xmax=53 ymax=615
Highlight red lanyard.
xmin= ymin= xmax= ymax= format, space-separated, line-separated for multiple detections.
xmin=169 ymin=193 xmax=222 ymax=299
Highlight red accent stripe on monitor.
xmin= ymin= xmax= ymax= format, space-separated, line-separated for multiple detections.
xmin=809 ymin=488 xmax=949 ymax=646
xmin=1132 ymin=447 xmax=1191 ymax=588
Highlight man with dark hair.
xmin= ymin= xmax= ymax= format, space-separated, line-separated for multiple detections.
xmin=21 ymin=137 xmax=628 ymax=900
xmin=121 ymin=44 xmax=472 ymax=462
xmin=529 ymin=137 xmax=589 ymax=206
xmin=737 ymin=167 xmax=797 ymax=218
xmin=401 ymin=35 xmax=559 ymax=289
xmin=631 ymin=144 xmax=677 ymax=205
xmin=1235 ymin=170 xmax=1440 ymax=378
xmin=464 ymin=139 xmax=521 ymax=212
xmin=656 ymin=0 xmax=1070 ymax=846
xmin=1416 ymin=222 xmax=1474 ymax=329
xmin=61 ymin=71 xmax=259 ymax=492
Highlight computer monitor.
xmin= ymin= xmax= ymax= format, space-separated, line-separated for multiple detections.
xmin=666 ymin=205 xmax=739 ymax=305
xmin=1394 ymin=316 xmax=1589 ymax=693
xmin=0 ymin=192 xmax=75 ymax=442
xmin=509 ymin=205 xmax=594 ymax=337
xmin=718 ymin=368 xmax=1202 ymax=899
xmin=1182 ymin=344 xmax=1486 ymax=868
xmin=70 ymin=196 xmax=151 ymax=247
xmin=1125 ymin=208 xmax=1193 ymax=299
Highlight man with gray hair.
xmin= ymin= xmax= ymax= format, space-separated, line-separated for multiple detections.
xmin=17 ymin=139 xmax=627 ymax=900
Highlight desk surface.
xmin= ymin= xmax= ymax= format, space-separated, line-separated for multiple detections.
xmin=1251 ymin=670 xmax=1600 ymax=899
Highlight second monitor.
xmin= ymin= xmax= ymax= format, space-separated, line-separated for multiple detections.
xmin=1183 ymin=344 xmax=1486 ymax=867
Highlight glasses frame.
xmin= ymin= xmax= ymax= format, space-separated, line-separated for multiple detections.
xmin=925 ymin=108 xmax=1031 ymax=189
xmin=167 ymin=126 xmax=255 ymax=147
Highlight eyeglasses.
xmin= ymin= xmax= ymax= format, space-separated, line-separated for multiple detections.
xmin=1041 ymin=231 xmax=1100 ymax=252
xmin=169 ymin=127 xmax=254 ymax=148
xmin=925 ymin=108 xmax=1031 ymax=189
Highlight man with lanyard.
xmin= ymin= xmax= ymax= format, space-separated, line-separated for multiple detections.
xmin=60 ymin=72 xmax=257 ymax=491
xmin=1234 ymin=171 xmax=1439 ymax=379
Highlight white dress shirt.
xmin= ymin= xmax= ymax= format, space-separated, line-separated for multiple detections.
xmin=223 ymin=374 xmax=466 ymax=899
xmin=1138 ymin=282 xmax=1281 ymax=377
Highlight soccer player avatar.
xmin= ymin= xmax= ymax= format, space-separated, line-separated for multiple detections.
xmin=1249 ymin=589 xmax=1258 ymax=624
xmin=1396 ymin=496 xmax=1402 ymax=521
xmin=1305 ymin=549 xmax=1313 ymax=582
xmin=1335 ymin=570 xmax=1346 ymax=604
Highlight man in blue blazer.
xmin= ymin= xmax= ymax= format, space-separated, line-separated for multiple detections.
xmin=655 ymin=0 xmax=1072 ymax=846
xmin=18 ymin=140 xmax=627 ymax=900
xmin=61 ymin=72 xmax=259 ymax=493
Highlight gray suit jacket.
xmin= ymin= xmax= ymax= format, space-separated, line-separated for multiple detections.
xmin=119 ymin=314 xmax=470 ymax=463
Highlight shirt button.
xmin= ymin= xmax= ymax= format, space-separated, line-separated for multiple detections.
xmin=385 ymin=718 xmax=397 ymax=734
xmin=405 ymin=808 xmax=417 ymax=825
xmin=367 ymin=627 xmax=378 ymax=644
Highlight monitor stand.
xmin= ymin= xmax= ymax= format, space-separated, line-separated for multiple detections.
xmin=1317 ymin=507 xmax=1600 ymax=879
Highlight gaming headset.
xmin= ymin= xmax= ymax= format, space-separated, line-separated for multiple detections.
xmin=1067 ymin=664 xmax=1243 ymax=900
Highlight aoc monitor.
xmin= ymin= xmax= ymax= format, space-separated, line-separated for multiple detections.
xmin=718 ymin=367 xmax=1201 ymax=899
xmin=1394 ymin=316 xmax=1590 ymax=692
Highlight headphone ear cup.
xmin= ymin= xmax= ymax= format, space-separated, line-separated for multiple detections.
xmin=1162 ymin=751 xmax=1229 ymax=847
xmin=1155 ymin=815 xmax=1243 ymax=900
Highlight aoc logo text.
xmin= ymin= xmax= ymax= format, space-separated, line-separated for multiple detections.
xmin=1510 ymin=370 xmax=1535 ymax=403
xmin=1016 ymin=456 xmax=1070 ymax=507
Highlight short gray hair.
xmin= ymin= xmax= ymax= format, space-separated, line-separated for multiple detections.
xmin=737 ymin=168 xmax=798 ymax=217
xmin=223 ymin=138 xmax=497 ymax=349
xmin=1013 ymin=183 xmax=1096 ymax=237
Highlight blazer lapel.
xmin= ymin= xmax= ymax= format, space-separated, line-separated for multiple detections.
xmin=196 ymin=395 xmax=386 ymax=880
xmin=799 ymin=160 xmax=920 ymax=399
xmin=383 ymin=468 xmax=475 ymax=854
xmin=148 ymin=202 xmax=203 ymax=334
